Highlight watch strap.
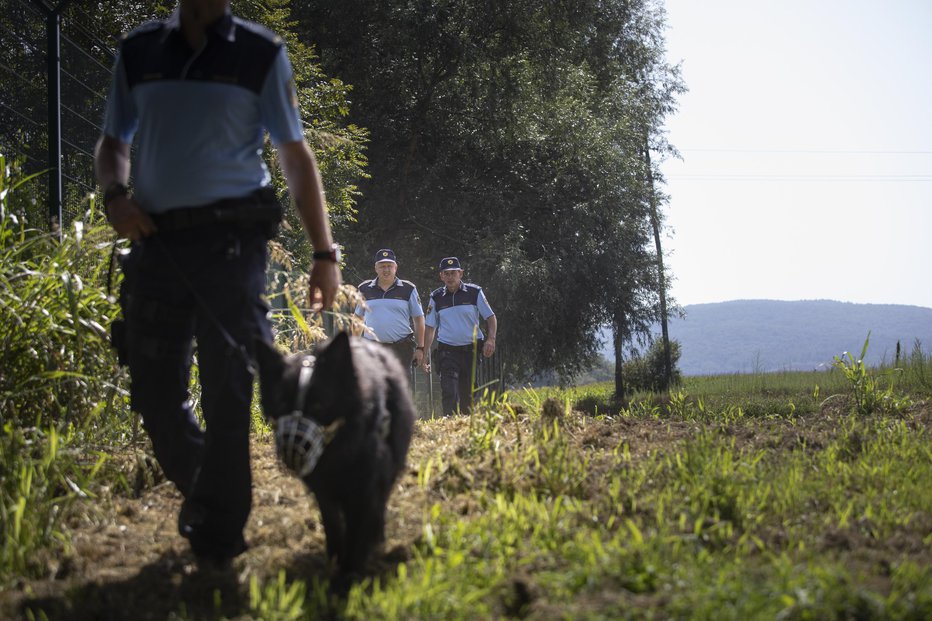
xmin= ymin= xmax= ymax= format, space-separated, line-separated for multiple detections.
xmin=103 ymin=182 xmax=129 ymax=207
xmin=312 ymin=243 xmax=341 ymax=262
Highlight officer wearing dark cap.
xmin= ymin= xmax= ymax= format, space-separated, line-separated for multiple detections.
xmin=422 ymin=257 xmax=497 ymax=415
xmin=355 ymin=248 xmax=426 ymax=368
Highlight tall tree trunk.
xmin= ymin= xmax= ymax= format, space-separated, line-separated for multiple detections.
xmin=613 ymin=310 xmax=625 ymax=398
xmin=643 ymin=138 xmax=672 ymax=389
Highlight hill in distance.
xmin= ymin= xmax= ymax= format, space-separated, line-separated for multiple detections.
xmin=601 ymin=299 xmax=932 ymax=376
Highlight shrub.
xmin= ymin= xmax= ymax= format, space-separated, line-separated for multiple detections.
xmin=0 ymin=156 xmax=127 ymax=431
xmin=623 ymin=339 xmax=682 ymax=393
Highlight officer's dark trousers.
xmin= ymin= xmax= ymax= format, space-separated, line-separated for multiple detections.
xmin=437 ymin=342 xmax=481 ymax=416
xmin=382 ymin=338 xmax=414 ymax=370
xmin=120 ymin=224 xmax=271 ymax=556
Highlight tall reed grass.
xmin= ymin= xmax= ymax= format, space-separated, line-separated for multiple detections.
xmin=0 ymin=156 xmax=129 ymax=579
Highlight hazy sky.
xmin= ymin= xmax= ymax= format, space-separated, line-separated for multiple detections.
xmin=660 ymin=0 xmax=932 ymax=309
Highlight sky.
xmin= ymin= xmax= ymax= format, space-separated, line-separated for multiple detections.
xmin=659 ymin=0 xmax=932 ymax=309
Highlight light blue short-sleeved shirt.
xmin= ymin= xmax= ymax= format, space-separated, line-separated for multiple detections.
xmin=425 ymin=283 xmax=494 ymax=346
xmin=355 ymin=278 xmax=424 ymax=343
xmin=102 ymin=11 xmax=304 ymax=213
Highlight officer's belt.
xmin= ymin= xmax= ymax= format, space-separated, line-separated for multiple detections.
xmin=385 ymin=335 xmax=414 ymax=345
xmin=438 ymin=342 xmax=478 ymax=351
xmin=150 ymin=188 xmax=281 ymax=233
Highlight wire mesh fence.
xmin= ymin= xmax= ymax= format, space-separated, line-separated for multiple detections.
xmin=1 ymin=0 xmax=119 ymax=228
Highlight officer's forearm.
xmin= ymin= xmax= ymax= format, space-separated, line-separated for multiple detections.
xmin=94 ymin=134 xmax=131 ymax=189
xmin=485 ymin=315 xmax=497 ymax=341
xmin=278 ymin=140 xmax=333 ymax=252
xmin=423 ymin=326 xmax=435 ymax=351
xmin=414 ymin=316 xmax=426 ymax=347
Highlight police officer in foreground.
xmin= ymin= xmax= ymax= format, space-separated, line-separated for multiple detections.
xmin=93 ymin=0 xmax=341 ymax=567
xmin=422 ymin=257 xmax=497 ymax=415
xmin=354 ymin=248 xmax=426 ymax=369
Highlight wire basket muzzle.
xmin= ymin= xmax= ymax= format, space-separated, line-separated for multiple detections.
xmin=275 ymin=413 xmax=327 ymax=477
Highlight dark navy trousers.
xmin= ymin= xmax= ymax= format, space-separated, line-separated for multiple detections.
xmin=437 ymin=342 xmax=482 ymax=415
xmin=120 ymin=224 xmax=271 ymax=554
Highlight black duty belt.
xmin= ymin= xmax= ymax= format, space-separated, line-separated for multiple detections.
xmin=438 ymin=342 xmax=478 ymax=352
xmin=150 ymin=188 xmax=282 ymax=233
xmin=387 ymin=336 xmax=414 ymax=346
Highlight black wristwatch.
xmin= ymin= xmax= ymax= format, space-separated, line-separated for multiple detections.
xmin=103 ymin=182 xmax=129 ymax=208
xmin=415 ymin=346 xmax=425 ymax=350
xmin=312 ymin=243 xmax=341 ymax=263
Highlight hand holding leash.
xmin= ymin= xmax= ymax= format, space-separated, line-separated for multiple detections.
xmin=106 ymin=195 xmax=157 ymax=241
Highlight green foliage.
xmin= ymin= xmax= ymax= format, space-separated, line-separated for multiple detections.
xmin=0 ymin=420 xmax=106 ymax=579
xmin=0 ymin=158 xmax=129 ymax=579
xmin=300 ymin=0 xmax=683 ymax=380
xmin=623 ymin=339 xmax=682 ymax=393
xmin=4 ymin=322 xmax=932 ymax=616
xmin=0 ymin=157 xmax=127 ymax=431
xmin=248 ymin=570 xmax=311 ymax=621
xmin=833 ymin=333 xmax=911 ymax=416
xmin=328 ymin=399 xmax=930 ymax=619
xmin=234 ymin=0 xmax=369 ymax=263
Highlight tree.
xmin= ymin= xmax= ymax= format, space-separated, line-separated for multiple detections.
xmin=295 ymin=0 xmax=682 ymax=382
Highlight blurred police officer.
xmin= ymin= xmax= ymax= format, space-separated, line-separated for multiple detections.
xmin=355 ymin=248 xmax=426 ymax=368
xmin=93 ymin=0 xmax=340 ymax=566
xmin=422 ymin=257 xmax=497 ymax=415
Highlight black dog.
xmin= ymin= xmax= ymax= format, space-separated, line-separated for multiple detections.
xmin=255 ymin=331 xmax=414 ymax=573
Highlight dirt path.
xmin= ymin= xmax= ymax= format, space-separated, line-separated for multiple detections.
xmin=2 ymin=424 xmax=441 ymax=621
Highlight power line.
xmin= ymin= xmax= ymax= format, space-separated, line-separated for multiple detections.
xmin=669 ymin=174 xmax=932 ymax=182
xmin=678 ymin=148 xmax=932 ymax=155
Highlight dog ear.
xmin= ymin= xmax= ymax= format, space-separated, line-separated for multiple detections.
xmin=320 ymin=331 xmax=353 ymax=372
xmin=254 ymin=338 xmax=286 ymax=387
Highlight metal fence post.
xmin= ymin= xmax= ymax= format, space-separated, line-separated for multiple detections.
xmin=32 ymin=0 xmax=74 ymax=238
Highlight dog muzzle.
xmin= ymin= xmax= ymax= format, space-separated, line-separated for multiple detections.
xmin=275 ymin=356 xmax=343 ymax=477
xmin=276 ymin=413 xmax=330 ymax=477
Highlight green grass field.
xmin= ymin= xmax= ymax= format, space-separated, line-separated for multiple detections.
xmin=1 ymin=162 xmax=930 ymax=619
xmin=4 ymin=353 xmax=930 ymax=620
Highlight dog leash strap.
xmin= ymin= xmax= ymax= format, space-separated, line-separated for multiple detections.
xmin=151 ymin=235 xmax=255 ymax=373
xmin=291 ymin=357 xmax=314 ymax=416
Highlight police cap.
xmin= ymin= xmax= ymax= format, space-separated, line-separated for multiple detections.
xmin=439 ymin=257 xmax=462 ymax=271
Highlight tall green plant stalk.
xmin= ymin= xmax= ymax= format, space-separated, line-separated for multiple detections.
xmin=0 ymin=156 xmax=127 ymax=431
xmin=832 ymin=334 xmax=910 ymax=416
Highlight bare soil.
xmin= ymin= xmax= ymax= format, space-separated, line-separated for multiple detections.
xmin=1 ymin=403 xmax=929 ymax=620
